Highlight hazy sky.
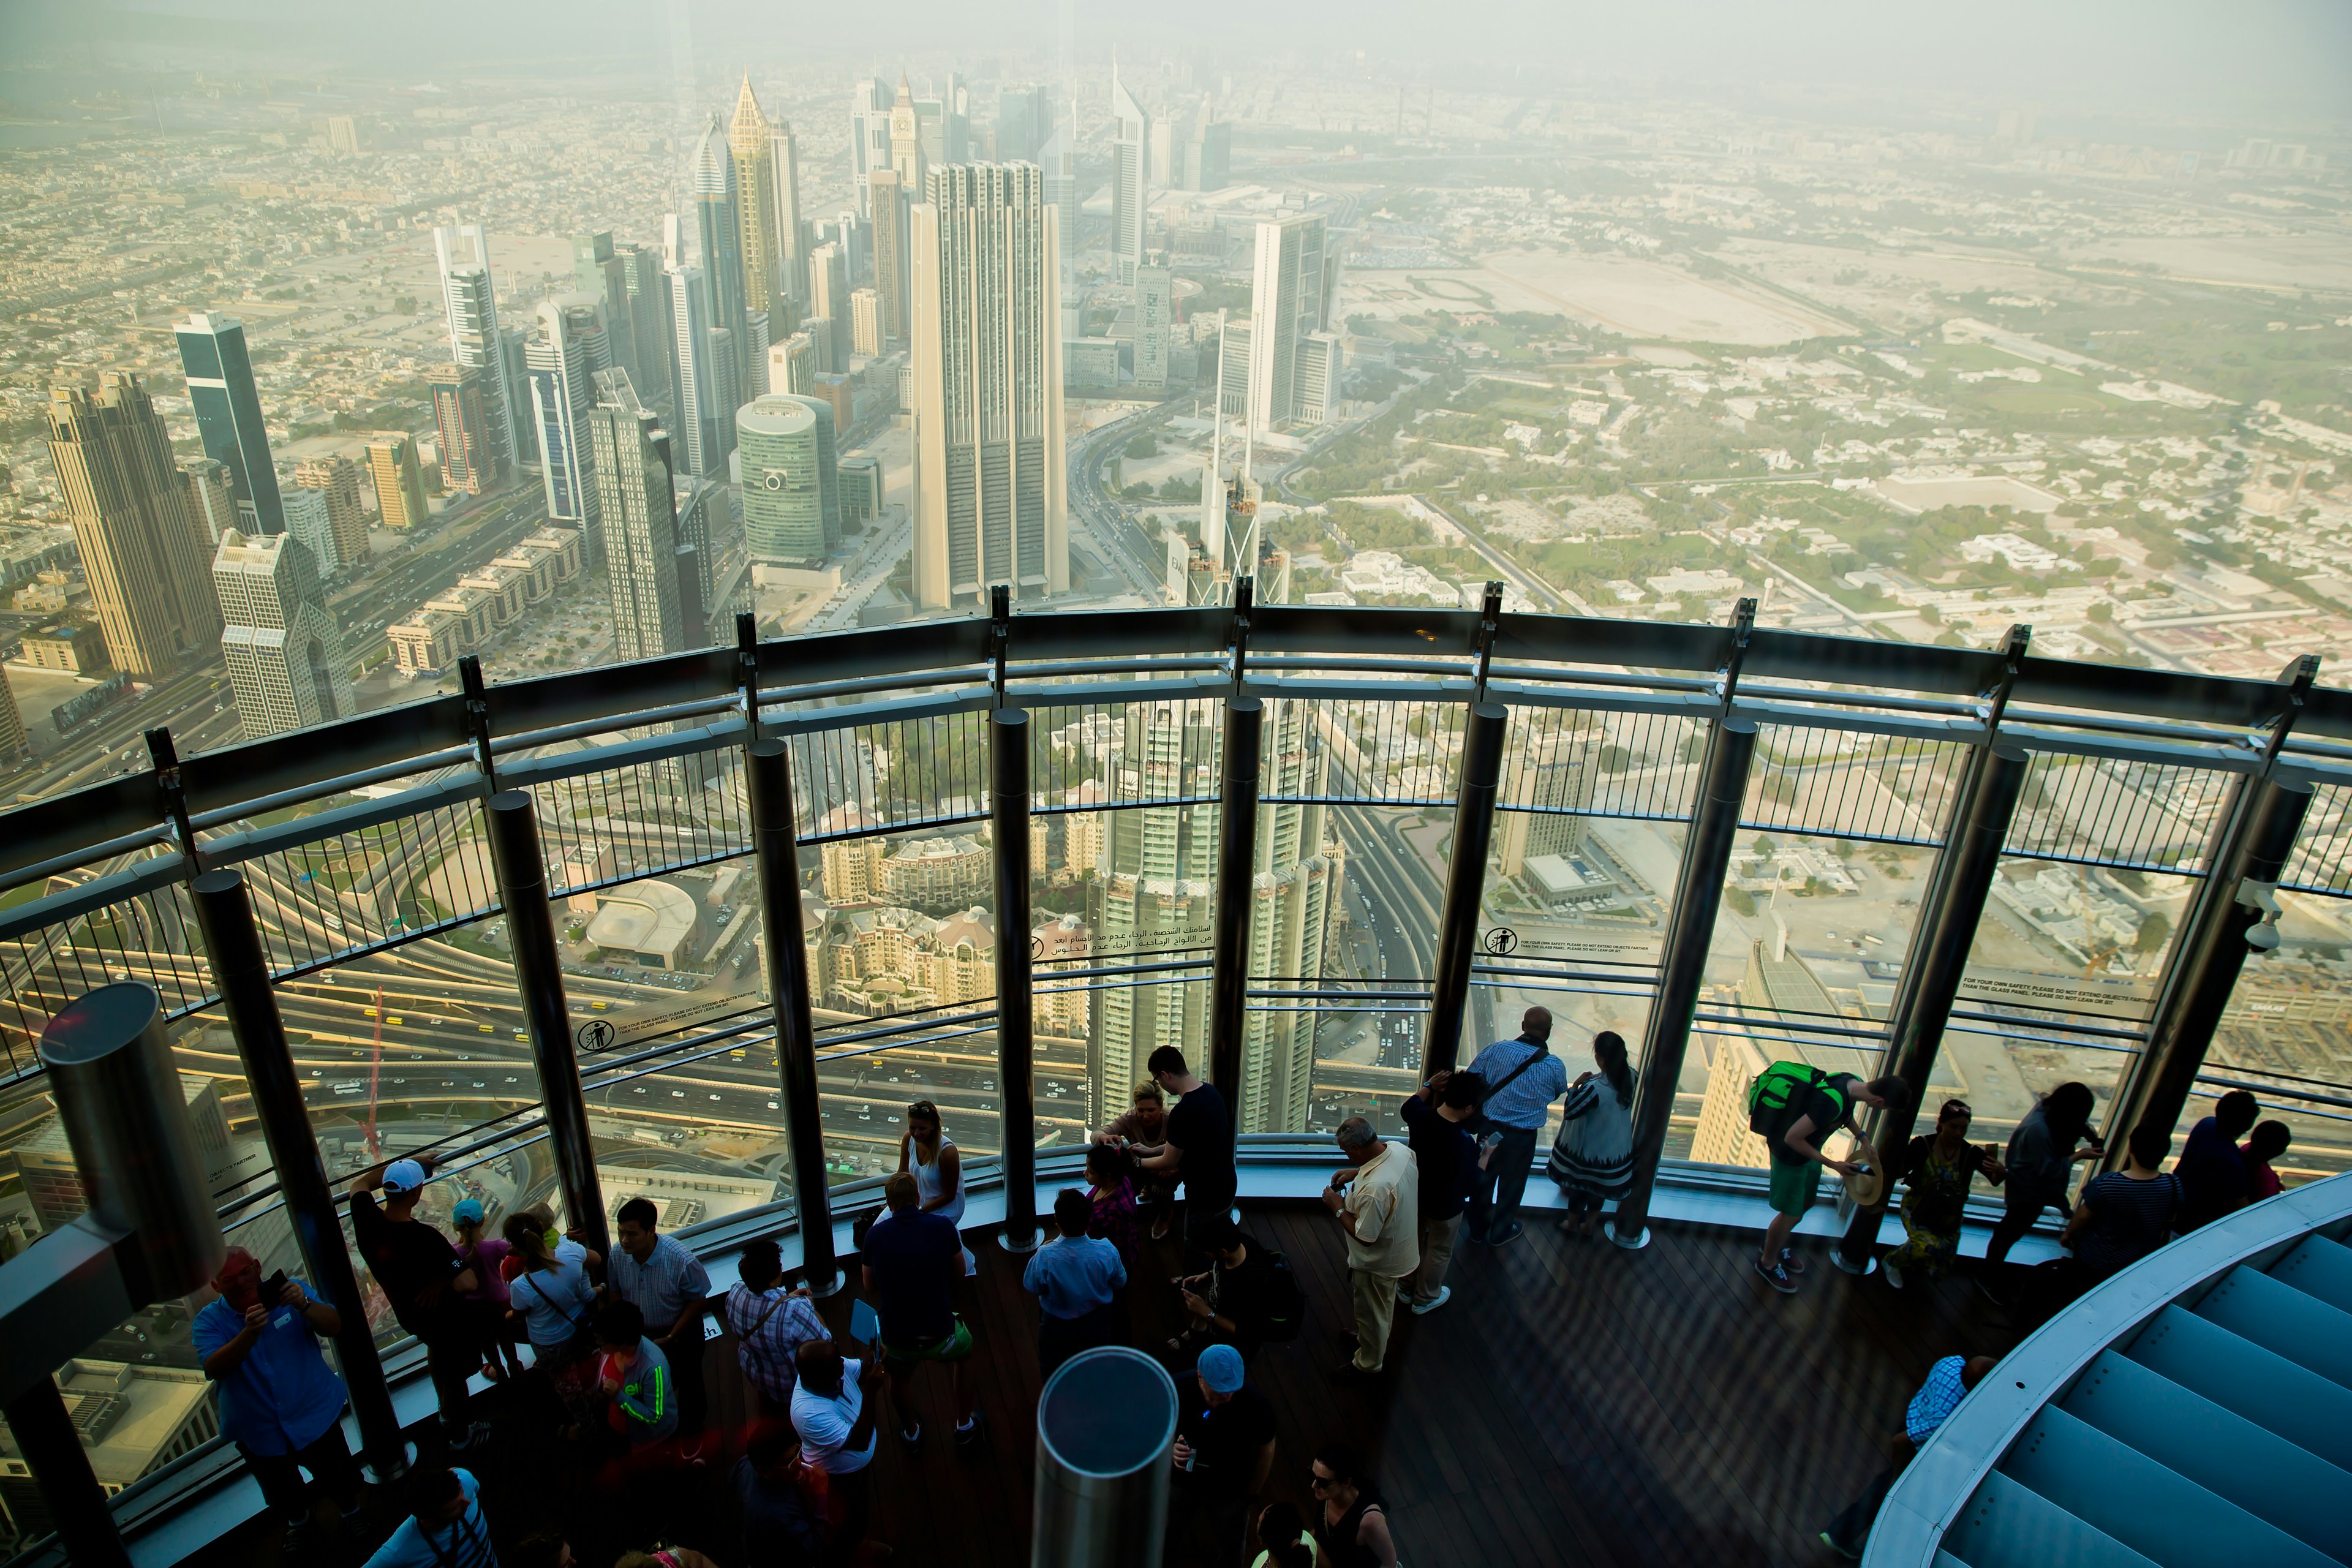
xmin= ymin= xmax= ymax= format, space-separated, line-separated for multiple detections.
xmin=3 ymin=1 xmax=2348 ymax=123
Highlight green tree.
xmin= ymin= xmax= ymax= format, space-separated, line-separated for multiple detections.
xmin=2135 ymin=912 xmax=2172 ymax=954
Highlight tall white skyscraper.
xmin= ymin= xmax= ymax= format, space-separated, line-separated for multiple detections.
xmin=808 ymin=243 xmax=849 ymax=372
xmin=1041 ymin=109 xmax=1080 ymax=290
xmin=214 ymin=529 xmax=352 ymax=740
xmin=665 ymin=265 xmax=726 ymax=478
xmin=910 ymin=162 xmax=1068 ymax=609
xmin=848 ymin=78 xmax=894 ymax=220
xmin=434 ymin=225 xmax=522 ymax=474
xmin=526 ymin=295 xmax=612 ymax=564
xmin=1109 ymin=65 xmax=1150 ymax=285
xmin=587 ymin=369 xmax=683 ymax=663
xmin=1247 ymin=214 xmax=1329 ymax=433
xmin=1135 ymin=264 xmax=1172 ymax=389
xmin=770 ymin=119 xmax=808 ymax=307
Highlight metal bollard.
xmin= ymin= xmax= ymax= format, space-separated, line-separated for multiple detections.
xmin=1033 ymin=1346 xmax=1178 ymax=1568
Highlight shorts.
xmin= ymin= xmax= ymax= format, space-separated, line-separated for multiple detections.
xmin=1767 ymin=1156 xmax=1822 ymax=1219
xmin=882 ymin=1314 xmax=974 ymax=1370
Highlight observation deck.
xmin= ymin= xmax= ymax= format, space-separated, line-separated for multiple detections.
xmin=0 ymin=598 xmax=2345 ymax=1566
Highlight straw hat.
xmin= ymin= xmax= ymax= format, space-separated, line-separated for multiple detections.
xmin=1841 ymin=1149 xmax=1886 ymax=1208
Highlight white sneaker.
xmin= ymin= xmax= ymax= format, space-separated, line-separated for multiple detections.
xmin=1409 ymin=1286 xmax=1452 ymax=1316
xmin=1883 ymin=1259 xmax=1905 ymax=1291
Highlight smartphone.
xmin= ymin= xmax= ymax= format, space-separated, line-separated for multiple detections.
xmin=262 ymin=1268 xmax=289 ymax=1299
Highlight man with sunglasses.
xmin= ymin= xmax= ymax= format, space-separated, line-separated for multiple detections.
xmin=1879 ymin=1099 xmax=2005 ymax=1291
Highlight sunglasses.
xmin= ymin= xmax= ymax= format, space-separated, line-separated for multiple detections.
xmin=1309 ymin=1472 xmax=1337 ymax=1490
xmin=1941 ymin=1101 xmax=1973 ymax=1120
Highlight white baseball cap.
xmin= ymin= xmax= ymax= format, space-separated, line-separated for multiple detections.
xmin=381 ymin=1158 xmax=429 ymax=1194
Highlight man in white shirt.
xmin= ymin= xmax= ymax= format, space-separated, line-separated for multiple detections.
xmin=1322 ymin=1115 xmax=1420 ymax=1376
xmin=791 ymin=1339 xmax=885 ymax=1558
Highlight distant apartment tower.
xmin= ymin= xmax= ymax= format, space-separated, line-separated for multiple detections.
xmin=571 ymin=232 xmax=639 ymax=389
xmin=867 ymin=169 xmax=908 ymax=345
xmin=1135 ymin=265 xmax=1172 ymax=389
xmin=846 ymin=288 xmax=883 ymax=359
xmin=0 ymin=664 xmax=27 ymax=763
xmin=737 ymin=395 xmax=832 ymax=567
xmin=366 ymin=434 xmax=429 ymax=530
xmin=526 ymin=296 xmax=612 ymax=563
xmin=434 ymin=224 xmax=522 ymax=475
xmin=587 ymin=370 xmax=682 ymax=662
xmin=1109 ymin=66 xmax=1149 ymax=285
xmin=1041 ymin=112 xmax=1080 ymax=285
xmin=282 ymin=488 xmax=342 ymax=578
xmin=1247 ymin=214 xmax=1330 ymax=432
xmin=428 ymin=364 xmax=497 ymax=496
xmin=292 ymin=454 xmax=369 ymax=569
xmin=325 ymin=115 xmax=362 ymax=157
xmin=617 ymin=244 xmax=669 ymax=398
xmin=1185 ymin=105 xmax=1231 ymax=192
xmin=214 ymin=528 xmax=350 ymax=739
xmin=848 ymin=77 xmax=894 ymax=220
xmin=45 ymin=376 xmax=221 ymax=677
xmin=179 ymin=458 xmax=240 ymax=546
xmin=175 ymin=312 xmax=284 ymax=534
xmin=995 ymin=85 xmax=1049 ymax=163
xmin=910 ymin=162 xmax=1068 ymax=609
xmin=665 ymin=265 xmax=728 ymax=479
xmin=771 ymin=334 xmax=816 ymax=397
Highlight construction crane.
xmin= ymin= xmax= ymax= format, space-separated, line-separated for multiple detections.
xmin=365 ymin=984 xmax=385 ymax=1156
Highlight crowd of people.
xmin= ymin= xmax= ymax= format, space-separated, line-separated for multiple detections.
xmin=186 ymin=1010 xmax=2294 ymax=1568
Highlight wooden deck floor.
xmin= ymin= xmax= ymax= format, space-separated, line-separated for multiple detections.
xmin=191 ymin=1204 xmax=2022 ymax=1568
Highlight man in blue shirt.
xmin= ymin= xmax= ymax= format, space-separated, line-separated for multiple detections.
xmin=608 ymin=1196 xmax=712 ymax=1450
xmin=1465 ymin=1006 xmax=1570 ymax=1246
xmin=194 ymin=1246 xmax=361 ymax=1550
xmin=1819 ymin=1354 xmax=1997 ymax=1559
xmin=364 ymin=1464 xmax=499 ymax=1568
xmin=1023 ymin=1188 xmax=1128 ymax=1374
xmin=861 ymin=1171 xmax=982 ymax=1446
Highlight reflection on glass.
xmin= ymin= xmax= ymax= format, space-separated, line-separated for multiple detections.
xmin=2192 ymin=888 xmax=2352 ymax=1186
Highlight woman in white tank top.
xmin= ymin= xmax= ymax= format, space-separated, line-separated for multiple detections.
xmin=899 ymin=1099 xmax=975 ymax=1276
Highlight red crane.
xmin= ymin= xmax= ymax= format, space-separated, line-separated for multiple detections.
xmin=364 ymin=984 xmax=385 ymax=1156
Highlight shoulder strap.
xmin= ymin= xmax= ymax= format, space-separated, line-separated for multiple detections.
xmin=738 ymin=1290 xmax=788 ymax=1339
xmin=1477 ymin=1042 xmax=1550 ymax=1107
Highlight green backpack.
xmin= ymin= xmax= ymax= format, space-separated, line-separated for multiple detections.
xmin=1748 ymin=1061 xmax=1845 ymax=1140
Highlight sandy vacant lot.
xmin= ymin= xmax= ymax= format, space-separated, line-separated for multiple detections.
xmin=1349 ymin=250 xmax=1847 ymax=344
xmin=2058 ymin=233 xmax=2352 ymax=295
xmin=1873 ymin=473 xmax=2065 ymax=514
xmin=1711 ymin=238 xmax=2111 ymax=331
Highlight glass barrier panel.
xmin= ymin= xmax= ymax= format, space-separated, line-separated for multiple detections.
xmin=2193 ymin=888 xmax=2352 ymax=1186
xmin=1303 ymin=802 xmax=1440 ymax=1137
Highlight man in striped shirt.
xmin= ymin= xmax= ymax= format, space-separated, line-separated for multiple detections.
xmin=609 ymin=1197 xmax=712 ymax=1449
xmin=725 ymin=1238 xmax=831 ymax=1417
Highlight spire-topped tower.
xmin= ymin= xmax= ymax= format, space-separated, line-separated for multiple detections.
xmin=888 ymin=69 xmax=924 ymax=193
xmin=729 ymin=73 xmax=787 ymax=326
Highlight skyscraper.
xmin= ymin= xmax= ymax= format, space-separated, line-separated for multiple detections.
xmin=587 ymin=369 xmax=682 ymax=662
xmin=1238 ymin=700 xmax=1341 ymax=1131
xmin=618 ymin=243 xmax=671 ymax=401
xmin=664 ymin=264 xmax=725 ymax=478
xmin=1135 ymin=264 xmax=1172 ymax=389
xmin=214 ymin=529 xmax=350 ymax=739
xmin=175 ymin=312 xmax=284 ymax=534
xmin=1184 ymin=104 xmax=1231 ymax=192
xmin=366 ymin=434 xmax=428 ymax=531
xmin=888 ymin=74 xmax=925 ymax=194
xmin=428 ymin=364 xmax=498 ymax=496
xmin=795 ymin=392 xmax=843 ymax=552
xmin=179 ymin=458 xmax=239 ymax=546
xmin=45 ymin=376 xmax=221 ymax=678
xmin=736 ymin=395 xmax=829 ymax=566
xmin=850 ymin=288 xmax=883 ymax=358
xmin=0 ymin=665 xmax=28 ymax=764
xmin=808 ymin=243 xmax=849 ymax=373
xmin=527 ymin=296 xmax=612 ymax=562
xmin=292 ymin=454 xmax=368 ymax=570
xmin=571 ymin=232 xmax=639 ymax=388
xmin=434 ymin=225 xmax=522 ymax=475
xmin=1109 ymin=65 xmax=1150 ymax=286
xmin=910 ymin=162 xmax=1068 ymax=609
xmin=867 ymin=169 xmax=908 ymax=346
xmin=691 ymin=111 xmax=753 ymax=406
xmin=1247 ymin=214 xmax=1329 ymax=432
xmin=848 ymin=78 xmax=894 ymax=221
xmin=729 ymin=75 xmax=787 ymax=326
xmin=995 ymin=85 xmax=1049 ymax=162
xmin=769 ymin=117 xmax=808 ymax=311
xmin=282 ymin=488 xmax=344 ymax=578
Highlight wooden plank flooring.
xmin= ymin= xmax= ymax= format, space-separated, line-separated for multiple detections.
xmin=188 ymin=1205 xmax=2021 ymax=1568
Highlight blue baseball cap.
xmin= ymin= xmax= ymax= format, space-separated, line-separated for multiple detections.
xmin=451 ymin=1198 xmax=484 ymax=1224
xmin=1197 ymin=1343 xmax=1245 ymax=1394
xmin=381 ymin=1158 xmax=429 ymax=1194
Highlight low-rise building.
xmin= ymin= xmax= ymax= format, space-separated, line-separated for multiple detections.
xmin=17 ymin=621 xmax=109 ymax=674
xmin=386 ymin=526 xmax=581 ymax=677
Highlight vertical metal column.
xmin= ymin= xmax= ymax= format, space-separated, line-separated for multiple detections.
xmin=1424 ymin=701 xmax=1509 ymax=1076
xmin=484 ymin=791 xmax=609 ymax=1260
xmin=1834 ymin=745 xmax=2030 ymax=1270
xmin=1610 ymin=718 xmax=1760 ymax=1248
xmin=190 ymin=867 xmax=409 ymax=1477
xmin=1208 ymin=696 xmax=1263 ymax=1106
xmin=991 ymin=706 xmax=1041 ymax=1254
xmin=3 ymin=1379 xmax=129 ymax=1568
xmin=2106 ymin=774 xmax=2314 ymax=1155
xmin=745 ymin=736 xmax=842 ymax=1294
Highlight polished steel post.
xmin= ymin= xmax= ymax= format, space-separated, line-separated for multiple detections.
xmin=191 ymin=868 xmax=409 ymax=1477
xmin=1207 ymin=695 xmax=1263 ymax=1106
xmin=1424 ymin=701 xmax=1509 ymax=1076
xmin=745 ymin=737 xmax=841 ymax=1294
xmin=2106 ymin=774 xmax=2314 ymax=1158
xmin=991 ymin=706 xmax=1040 ymax=1254
xmin=1610 ymin=718 xmax=1760 ymax=1248
xmin=483 ymin=790 xmax=609 ymax=1259
xmin=1034 ymin=1346 xmax=1178 ymax=1568
xmin=1834 ymin=744 xmax=2030 ymax=1270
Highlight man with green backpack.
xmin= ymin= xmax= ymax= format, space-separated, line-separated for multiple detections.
xmin=1748 ymin=1061 xmax=1909 ymax=1294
